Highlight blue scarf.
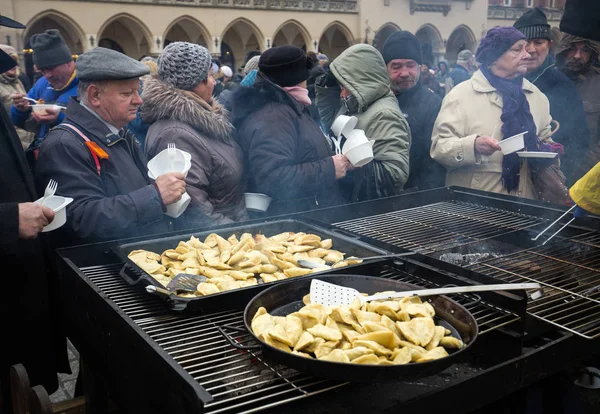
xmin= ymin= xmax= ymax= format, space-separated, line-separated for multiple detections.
xmin=481 ymin=65 xmax=539 ymax=192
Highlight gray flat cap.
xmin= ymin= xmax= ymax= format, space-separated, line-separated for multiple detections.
xmin=76 ymin=47 xmax=150 ymax=81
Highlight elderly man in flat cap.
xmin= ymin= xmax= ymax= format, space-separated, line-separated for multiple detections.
xmin=36 ymin=47 xmax=188 ymax=245
xmin=10 ymin=29 xmax=79 ymax=162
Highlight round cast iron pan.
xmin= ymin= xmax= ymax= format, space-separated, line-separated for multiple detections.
xmin=241 ymin=274 xmax=478 ymax=382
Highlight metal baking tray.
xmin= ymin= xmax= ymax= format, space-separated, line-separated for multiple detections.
xmin=112 ymin=219 xmax=391 ymax=313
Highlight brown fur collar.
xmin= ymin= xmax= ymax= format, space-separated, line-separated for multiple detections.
xmin=140 ymin=75 xmax=234 ymax=144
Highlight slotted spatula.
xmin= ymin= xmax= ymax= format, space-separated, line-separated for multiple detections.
xmin=309 ymin=279 xmax=543 ymax=307
xmin=146 ymin=273 xmax=207 ymax=296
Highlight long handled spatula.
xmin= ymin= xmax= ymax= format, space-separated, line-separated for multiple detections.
xmin=309 ymin=279 xmax=543 ymax=307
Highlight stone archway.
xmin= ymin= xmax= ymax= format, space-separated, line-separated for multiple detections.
xmin=98 ymin=14 xmax=153 ymax=59
xmin=272 ymin=20 xmax=311 ymax=51
xmin=25 ymin=10 xmax=86 ymax=54
xmin=220 ymin=18 xmax=264 ymax=72
xmin=163 ymin=16 xmax=210 ymax=48
xmin=372 ymin=23 xmax=400 ymax=52
xmin=445 ymin=25 xmax=477 ymax=65
xmin=318 ymin=21 xmax=353 ymax=60
xmin=415 ymin=24 xmax=443 ymax=66
xmin=24 ymin=11 xmax=86 ymax=83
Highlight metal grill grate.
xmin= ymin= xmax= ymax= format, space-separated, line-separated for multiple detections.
xmin=467 ymin=232 xmax=600 ymax=339
xmin=81 ymin=263 xmax=520 ymax=413
xmin=333 ymin=201 xmax=544 ymax=254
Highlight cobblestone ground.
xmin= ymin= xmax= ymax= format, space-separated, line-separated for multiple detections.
xmin=49 ymin=339 xmax=79 ymax=403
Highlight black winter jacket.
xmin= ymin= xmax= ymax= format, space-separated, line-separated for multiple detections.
xmin=0 ymin=104 xmax=67 ymax=405
xmin=395 ymin=83 xmax=445 ymax=190
xmin=35 ymin=98 xmax=180 ymax=245
xmin=527 ymin=57 xmax=590 ymax=185
xmin=230 ymin=74 xmax=344 ymax=216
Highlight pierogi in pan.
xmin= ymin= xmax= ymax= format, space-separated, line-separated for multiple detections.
xmin=251 ymin=293 xmax=464 ymax=365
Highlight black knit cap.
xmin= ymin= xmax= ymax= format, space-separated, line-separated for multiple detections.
xmin=381 ymin=31 xmax=422 ymax=65
xmin=560 ymin=0 xmax=600 ymax=42
xmin=514 ymin=7 xmax=551 ymax=40
xmin=259 ymin=45 xmax=310 ymax=87
xmin=30 ymin=29 xmax=73 ymax=69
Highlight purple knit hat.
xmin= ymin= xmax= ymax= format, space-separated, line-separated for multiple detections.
xmin=475 ymin=27 xmax=526 ymax=65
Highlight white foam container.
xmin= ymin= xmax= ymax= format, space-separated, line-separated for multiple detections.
xmin=342 ymin=129 xmax=369 ymax=154
xmin=345 ymin=140 xmax=375 ymax=167
xmin=34 ymin=195 xmax=73 ymax=232
xmin=516 ymin=151 xmax=558 ymax=159
xmin=244 ymin=193 xmax=272 ymax=212
xmin=147 ymin=148 xmax=191 ymax=179
xmin=31 ymin=104 xmax=64 ymax=114
xmin=331 ymin=115 xmax=358 ymax=138
xmin=166 ymin=192 xmax=191 ymax=218
xmin=497 ymin=132 xmax=526 ymax=155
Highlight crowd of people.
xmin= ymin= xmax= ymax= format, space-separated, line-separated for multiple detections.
xmin=2 ymin=0 xmax=600 ymax=410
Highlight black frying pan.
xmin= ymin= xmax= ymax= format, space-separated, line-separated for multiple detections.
xmin=220 ymin=274 xmax=478 ymax=382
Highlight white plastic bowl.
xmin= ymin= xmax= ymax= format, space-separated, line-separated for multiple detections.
xmin=342 ymin=129 xmax=369 ymax=154
xmin=31 ymin=104 xmax=63 ymax=114
xmin=147 ymin=148 xmax=191 ymax=179
xmin=34 ymin=195 xmax=73 ymax=232
xmin=497 ymin=132 xmax=526 ymax=155
xmin=345 ymin=140 xmax=375 ymax=167
xmin=244 ymin=193 xmax=272 ymax=212
xmin=331 ymin=115 xmax=358 ymax=138
xmin=165 ymin=192 xmax=191 ymax=218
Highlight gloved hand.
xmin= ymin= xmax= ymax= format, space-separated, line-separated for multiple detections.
xmin=316 ymin=70 xmax=338 ymax=88
xmin=574 ymin=205 xmax=590 ymax=218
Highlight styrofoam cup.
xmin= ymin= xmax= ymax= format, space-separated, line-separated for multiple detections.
xmin=148 ymin=148 xmax=191 ymax=179
xmin=165 ymin=192 xmax=191 ymax=218
xmin=497 ymin=132 xmax=526 ymax=155
xmin=342 ymin=129 xmax=369 ymax=154
xmin=345 ymin=140 xmax=375 ymax=167
xmin=244 ymin=193 xmax=272 ymax=212
xmin=34 ymin=195 xmax=74 ymax=232
xmin=331 ymin=115 xmax=358 ymax=138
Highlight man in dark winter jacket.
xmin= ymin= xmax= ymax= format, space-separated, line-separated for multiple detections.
xmin=514 ymin=7 xmax=590 ymax=185
xmin=0 ymin=14 xmax=68 ymax=412
xmin=445 ymin=49 xmax=475 ymax=94
xmin=36 ymin=47 xmax=188 ymax=245
xmin=557 ymin=6 xmax=600 ymax=180
xmin=382 ymin=30 xmax=444 ymax=190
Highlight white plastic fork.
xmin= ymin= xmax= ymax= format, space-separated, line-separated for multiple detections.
xmin=167 ymin=143 xmax=176 ymax=172
xmin=41 ymin=179 xmax=57 ymax=206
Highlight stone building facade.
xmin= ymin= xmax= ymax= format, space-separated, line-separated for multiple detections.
xmin=0 ymin=0 xmax=564 ymax=75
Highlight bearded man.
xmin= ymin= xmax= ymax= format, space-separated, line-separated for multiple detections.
xmin=557 ymin=21 xmax=600 ymax=178
xmin=381 ymin=30 xmax=444 ymax=190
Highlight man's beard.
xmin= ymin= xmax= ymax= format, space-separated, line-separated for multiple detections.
xmin=560 ymin=53 xmax=596 ymax=78
xmin=391 ymin=71 xmax=420 ymax=94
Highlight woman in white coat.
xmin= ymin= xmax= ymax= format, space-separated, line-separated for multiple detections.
xmin=431 ymin=26 xmax=561 ymax=199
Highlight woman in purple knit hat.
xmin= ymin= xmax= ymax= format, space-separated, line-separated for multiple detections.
xmin=431 ymin=26 xmax=561 ymax=200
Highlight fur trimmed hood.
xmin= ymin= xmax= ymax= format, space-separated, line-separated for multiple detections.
xmin=140 ymin=75 xmax=234 ymax=144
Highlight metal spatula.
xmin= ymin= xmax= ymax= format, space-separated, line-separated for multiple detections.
xmin=298 ymin=252 xmax=416 ymax=269
xmin=309 ymin=279 xmax=543 ymax=307
xmin=146 ymin=273 xmax=207 ymax=296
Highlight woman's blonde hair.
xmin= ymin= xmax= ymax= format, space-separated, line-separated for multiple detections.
xmin=142 ymin=59 xmax=158 ymax=75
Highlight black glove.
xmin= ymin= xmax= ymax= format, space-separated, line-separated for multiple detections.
xmin=316 ymin=70 xmax=338 ymax=88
